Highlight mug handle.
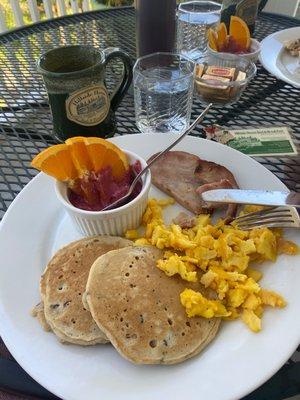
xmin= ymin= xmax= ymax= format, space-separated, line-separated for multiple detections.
xmin=103 ymin=48 xmax=133 ymax=112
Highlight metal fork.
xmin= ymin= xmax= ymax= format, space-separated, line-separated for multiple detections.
xmin=233 ymin=206 xmax=300 ymax=230
xmin=101 ymin=103 xmax=212 ymax=211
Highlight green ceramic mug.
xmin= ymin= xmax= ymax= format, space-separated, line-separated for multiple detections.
xmin=37 ymin=45 xmax=133 ymax=141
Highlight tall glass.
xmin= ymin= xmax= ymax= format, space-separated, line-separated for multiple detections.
xmin=177 ymin=1 xmax=221 ymax=62
xmin=133 ymin=53 xmax=195 ymax=134
xmin=135 ymin=0 xmax=176 ymax=57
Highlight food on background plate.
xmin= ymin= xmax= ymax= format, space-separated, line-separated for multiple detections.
xmin=148 ymin=151 xmax=238 ymax=218
xmin=208 ymin=16 xmax=251 ymax=54
xmin=31 ymin=137 xmax=142 ymax=211
xmin=129 ymin=200 xmax=298 ymax=332
xmin=32 ymin=236 xmax=132 ymax=345
xmin=284 ymin=38 xmax=300 ymax=58
xmin=85 ymin=246 xmax=220 ymax=364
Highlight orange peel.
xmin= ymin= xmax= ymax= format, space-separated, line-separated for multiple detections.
xmin=216 ymin=22 xmax=228 ymax=50
xmin=229 ymin=16 xmax=251 ymax=51
xmin=208 ymin=28 xmax=218 ymax=51
xmin=31 ymin=136 xmax=129 ymax=181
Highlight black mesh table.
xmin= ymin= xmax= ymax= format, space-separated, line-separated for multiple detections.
xmin=0 ymin=6 xmax=299 ymax=400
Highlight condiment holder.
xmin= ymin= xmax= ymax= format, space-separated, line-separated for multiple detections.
xmin=195 ymin=53 xmax=256 ymax=106
xmin=55 ymin=149 xmax=151 ymax=237
xmin=207 ymin=38 xmax=261 ymax=63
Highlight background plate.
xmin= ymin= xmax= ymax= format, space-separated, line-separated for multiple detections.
xmin=0 ymin=134 xmax=299 ymax=400
xmin=259 ymin=27 xmax=300 ymax=88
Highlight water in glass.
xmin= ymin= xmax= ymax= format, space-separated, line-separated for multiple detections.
xmin=134 ymin=53 xmax=195 ymax=134
xmin=177 ymin=1 xmax=221 ymax=62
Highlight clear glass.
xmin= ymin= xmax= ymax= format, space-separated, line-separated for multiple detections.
xmin=194 ymin=53 xmax=257 ymax=106
xmin=177 ymin=1 xmax=221 ymax=62
xmin=133 ymin=53 xmax=195 ymax=134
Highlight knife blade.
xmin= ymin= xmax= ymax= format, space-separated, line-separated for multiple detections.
xmin=201 ymin=189 xmax=300 ymax=207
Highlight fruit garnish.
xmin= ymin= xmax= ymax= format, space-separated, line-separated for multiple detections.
xmin=31 ymin=144 xmax=78 ymax=181
xmin=209 ymin=16 xmax=251 ymax=54
xmin=31 ymin=137 xmax=129 ymax=181
xmin=226 ymin=36 xmax=245 ymax=54
xmin=208 ymin=28 xmax=218 ymax=51
xmin=229 ymin=16 xmax=251 ymax=51
xmin=216 ymin=22 xmax=228 ymax=51
xmin=31 ymin=137 xmax=139 ymax=211
xmin=84 ymin=137 xmax=128 ymax=179
xmin=69 ymin=161 xmax=142 ymax=211
xmin=65 ymin=137 xmax=93 ymax=174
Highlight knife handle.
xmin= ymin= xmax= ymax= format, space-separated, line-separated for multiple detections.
xmin=0 ymin=358 xmax=59 ymax=399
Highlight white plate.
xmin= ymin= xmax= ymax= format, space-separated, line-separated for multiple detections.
xmin=259 ymin=27 xmax=300 ymax=88
xmin=0 ymin=134 xmax=299 ymax=400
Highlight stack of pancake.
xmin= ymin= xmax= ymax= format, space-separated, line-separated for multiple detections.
xmin=33 ymin=236 xmax=220 ymax=364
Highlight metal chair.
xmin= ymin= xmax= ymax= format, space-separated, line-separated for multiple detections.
xmin=261 ymin=0 xmax=300 ymax=17
xmin=0 ymin=0 xmax=93 ymax=34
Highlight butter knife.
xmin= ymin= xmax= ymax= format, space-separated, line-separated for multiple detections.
xmin=201 ymin=189 xmax=300 ymax=207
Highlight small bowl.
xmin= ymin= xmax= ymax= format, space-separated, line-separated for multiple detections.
xmin=55 ymin=149 xmax=151 ymax=237
xmin=207 ymin=38 xmax=261 ymax=63
xmin=195 ymin=53 xmax=256 ymax=106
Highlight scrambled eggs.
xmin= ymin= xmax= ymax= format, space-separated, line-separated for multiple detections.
xmin=125 ymin=199 xmax=298 ymax=332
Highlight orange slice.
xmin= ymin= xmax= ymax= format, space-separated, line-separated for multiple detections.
xmin=84 ymin=137 xmax=129 ymax=179
xmin=66 ymin=137 xmax=93 ymax=175
xmin=31 ymin=144 xmax=77 ymax=181
xmin=208 ymin=28 xmax=218 ymax=51
xmin=216 ymin=22 xmax=228 ymax=50
xmin=229 ymin=16 xmax=251 ymax=51
xmin=31 ymin=137 xmax=129 ymax=181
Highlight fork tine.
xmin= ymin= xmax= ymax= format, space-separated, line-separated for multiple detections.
xmin=235 ymin=212 xmax=293 ymax=224
xmin=237 ymin=218 xmax=295 ymax=228
xmin=232 ymin=206 xmax=300 ymax=230
xmin=236 ymin=206 xmax=277 ymax=217
xmin=236 ymin=215 xmax=294 ymax=225
xmin=236 ymin=222 xmax=296 ymax=230
xmin=234 ymin=207 xmax=292 ymax=223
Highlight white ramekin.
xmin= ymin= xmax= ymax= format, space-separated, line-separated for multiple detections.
xmin=207 ymin=38 xmax=261 ymax=63
xmin=55 ymin=149 xmax=151 ymax=237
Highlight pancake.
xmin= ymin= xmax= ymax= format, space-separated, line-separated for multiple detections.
xmin=31 ymin=301 xmax=99 ymax=345
xmin=85 ymin=246 xmax=220 ymax=364
xmin=31 ymin=302 xmax=51 ymax=332
xmin=32 ymin=302 xmax=101 ymax=345
xmin=40 ymin=236 xmax=132 ymax=345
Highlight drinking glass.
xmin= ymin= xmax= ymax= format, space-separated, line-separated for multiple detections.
xmin=135 ymin=0 xmax=176 ymax=57
xmin=133 ymin=53 xmax=195 ymax=134
xmin=177 ymin=1 xmax=221 ymax=62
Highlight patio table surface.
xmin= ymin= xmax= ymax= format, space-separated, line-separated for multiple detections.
xmin=0 ymin=6 xmax=299 ymax=400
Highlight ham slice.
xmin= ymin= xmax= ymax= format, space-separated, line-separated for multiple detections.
xmin=194 ymin=160 xmax=238 ymax=188
xmin=196 ymin=179 xmax=238 ymax=219
xmin=173 ymin=212 xmax=197 ymax=229
xmin=148 ymin=151 xmax=206 ymax=214
xmin=148 ymin=151 xmax=239 ymax=218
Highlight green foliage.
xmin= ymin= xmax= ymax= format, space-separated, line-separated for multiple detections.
xmin=2 ymin=0 xmax=32 ymax=29
xmin=94 ymin=0 xmax=133 ymax=5
xmin=1 ymin=0 xmax=134 ymax=30
xmin=2 ymin=0 xmax=199 ymax=30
